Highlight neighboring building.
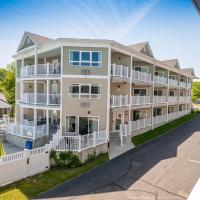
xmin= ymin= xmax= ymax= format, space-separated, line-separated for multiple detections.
xmin=0 ymin=93 xmax=11 ymax=118
xmin=6 ymin=32 xmax=196 ymax=156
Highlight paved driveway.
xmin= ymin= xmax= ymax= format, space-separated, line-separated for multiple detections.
xmin=35 ymin=115 xmax=200 ymax=200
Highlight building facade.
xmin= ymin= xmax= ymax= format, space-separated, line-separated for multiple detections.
xmin=6 ymin=32 xmax=195 ymax=156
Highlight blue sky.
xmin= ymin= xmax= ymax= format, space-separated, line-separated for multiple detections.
xmin=0 ymin=0 xmax=199 ymax=75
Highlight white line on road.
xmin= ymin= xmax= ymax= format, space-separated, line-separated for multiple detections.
xmin=187 ymin=159 xmax=200 ymax=164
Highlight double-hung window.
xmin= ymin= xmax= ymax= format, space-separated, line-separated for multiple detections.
xmin=69 ymin=51 xmax=102 ymax=67
xmin=69 ymin=84 xmax=101 ymax=99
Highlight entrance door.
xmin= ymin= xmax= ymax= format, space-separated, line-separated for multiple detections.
xmin=113 ymin=113 xmax=122 ymax=131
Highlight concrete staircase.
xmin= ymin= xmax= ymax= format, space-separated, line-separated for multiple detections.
xmin=108 ymin=131 xmax=134 ymax=159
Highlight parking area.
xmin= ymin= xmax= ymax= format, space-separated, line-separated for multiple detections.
xmin=34 ymin=115 xmax=200 ymax=200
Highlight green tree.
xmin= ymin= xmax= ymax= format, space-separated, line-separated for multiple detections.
xmin=192 ymin=82 xmax=200 ymax=102
xmin=0 ymin=63 xmax=16 ymax=116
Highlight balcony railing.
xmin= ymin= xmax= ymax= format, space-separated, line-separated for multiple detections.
xmin=153 ymin=114 xmax=167 ymax=125
xmin=188 ymin=83 xmax=192 ymax=89
xmin=111 ymin=64 xmax=129 ymax=79
xmin=178 ymin=110 xmax=187 ymax=116
xmin=153 ymin=96 xmax=167 ymax=104
xmin=132 ymin=70 xmax=152 ymax=83
xmin=169 ymin=79 xmax=178 ymax=87
xmin=179 ymin=96 xmax=187 ymax=103
xmin=110 ymin=95 xmax=129 ymax=108
xmin=129 ymin=118 xmax=151 ymax=131
xmin=21 ymin=93 xmax=60 ymax=105
xmin=168 ymin=96 xmax=178 ymax=103
xmin=131 ymin=96 xmax=151 ymax=105
xmin=179 ymin=81 xmax=187 ymax=88
xmin=168 ymin=112 xmax=177 ymax=120
xmin=52 ymin=130 xmax=107 ymax=152
xmin=154 ymin=75 xmax=167 ymax=85
xmin=21 ymin=64 xmax=61 ymax=78
xmin=7 ymin=123 xmax=47 ymax=139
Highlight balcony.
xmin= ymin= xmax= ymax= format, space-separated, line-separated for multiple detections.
xmin=188 ymin=83 xmax=192 ymax=89
xmin=179 ymin=81 xmax=187 ymax=88
xmin=178 ymin=110 xmax=187 ymax=116
xmin=111 ymin=64 xmax=129 ymax=79
xmin=169 ymin=79 xmax=178 ymax=87
xmin=132 ymin=70 xmax=151 ymax=83
xmin=153 ymin=96 xmax=167 ymax=104
xmin=131 ymin=96 xmax=151 ymax=106
xmin=168 ymin=112 xmax=177 ymax=120
xmin=154 ymin=75 xmax=167 ymax=85
xmin=179 ymin=96 xmax=187 ymax=103
xmin=21 ymin=93 xmax=61 ymax=106
xmin=168 ymin=96 xmax=178 ymax=103
xmin=153 ymin=114 xmax=167 ymax=125
xmin=7 ymin=123 xmax=47 ymax=139
xmin=129 ymin=118 xmax=151 ymax=131
xmin=110 ymin=95 xmax=129 ymax=108
xmin=21 ymin=63 xmax=61 ymax=78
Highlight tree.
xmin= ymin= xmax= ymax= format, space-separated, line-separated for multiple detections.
xmin=0 ymin=63 xmax=16 ymax=116
xmin=192 ymin=82 xmax=200 ymax=102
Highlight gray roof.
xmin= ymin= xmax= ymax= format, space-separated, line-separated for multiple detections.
xmin=25 ymin=31 xmax=53 ymax=44
xmin=161 ymin=59 xmax=180 ymax=69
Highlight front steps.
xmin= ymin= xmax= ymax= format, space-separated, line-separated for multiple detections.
xmin=108 ymin=132 xmax=135 ymax=159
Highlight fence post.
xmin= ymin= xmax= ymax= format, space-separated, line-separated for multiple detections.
xmin=78 ymin=135 xmax=81 ymax=152
xmin=93 ymin=132 xmax=96 ymax=147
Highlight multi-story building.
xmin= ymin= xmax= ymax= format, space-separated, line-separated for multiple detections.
xmin=6 ymin=32 xmax=196 ymax=157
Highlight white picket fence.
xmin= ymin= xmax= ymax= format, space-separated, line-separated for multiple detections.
xmin=0 ymin=144 xmax=50 ymax=187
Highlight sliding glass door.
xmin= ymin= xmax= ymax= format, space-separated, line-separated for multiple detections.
xmin=79 ymin=117 xmax=98 ymax=135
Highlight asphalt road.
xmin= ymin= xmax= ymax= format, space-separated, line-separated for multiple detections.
xmin=34 ymin=115 xmax=200 ymax=200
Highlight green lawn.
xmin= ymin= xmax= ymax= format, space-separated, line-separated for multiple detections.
xmin=0 ymin=139 xmax=6 ymax=156
xmin=0 ymin=153 xmax=109 ymax=200
xmin=132 ymin=112 xmax=200 ymax=146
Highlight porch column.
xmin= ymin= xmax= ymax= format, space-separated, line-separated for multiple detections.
xmin=34 ymin=108 xmax=37 ymax=139
xmin=34 ymin=79 xmax=37 ymax=104
xmin=46 ymin=109 xmax=49 ymax=136
xmin=47 ymin=80 xmax=49 ymax=105
xmin=20 ymin=106 xmax=24 ymax=122
xmin=34 ymin=46 xmax=38 ymax=75
xmin=151 ymin=64 xmax=155 ymax=130
xmin=166 ymin=69 xmax=169 ymax=121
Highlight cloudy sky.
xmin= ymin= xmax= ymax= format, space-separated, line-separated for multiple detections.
xmin=0 ymin=0 xmax=199 ymax=75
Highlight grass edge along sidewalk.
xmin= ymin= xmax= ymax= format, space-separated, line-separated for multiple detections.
xmin=0 ymin=139 xmax=6 ymax=156
xmin=0 ymin=153 xmax=109 ymax=200
xmin=132 ymin=112 xmax=200 ymax=146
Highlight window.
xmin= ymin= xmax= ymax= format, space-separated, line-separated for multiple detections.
xmin=135 ymin=66 xmax=148 ymax=73
xmin=168 ymin=106 xmax=175 ymax=113
xmin=180 ymin=91 xmax=184 ymax=96
xmin=69 ymin=51 xmax=102 ymax=67
xmin=179 ymin=105 xmax=183 ymax=111
xmin=155 ymin=71 xmax=164 ymax=77
xmin=169 ymin=75 xmax=176 ymax=80
xmin=153 ymin=108 xmax=162 ymax=116
xmin=154 ymin=90 xmax=163 ymax=96
xmin=69 ymin=84 xmax=101 ymax=99
xmin=66 ymin=116 xmax=76 ymax=132
xmin=134 ymin=89 xmax=146 ymax=96
xmin=169 ymin=91 xmax=175 ymax=96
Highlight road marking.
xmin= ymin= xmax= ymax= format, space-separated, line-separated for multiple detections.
xmin=187 ymin=159 xmax=200 ymax=164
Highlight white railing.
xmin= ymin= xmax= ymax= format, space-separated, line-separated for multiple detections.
xmin=153 ymin=115 xmax=167 ymax=125
xmin=153 ymin=96 xmax=167 ymax=104
xmin=168 ymin=96 xmax=178 ymax=103
xmin=169 ymin=79 xmax=178 ymax=87
xmin=111 ymin=64 xmax=129 ymax=79
xmin=188 ymin=83 xmax=191 ymax=89
xmin=0 ymin=118 xmax=8 ymax=131
xmin=132 ymin=70 xmax=152 ymax=82
xmin=154 ymin=75 xmax=167 ymax=84
xmin=110 ymin=95 xmax=129 ymax=108
xmin=178 ymin=110 xmax=187 ymax=116
xmin=52 ymin=130 xmax=107 ymax=152
xmin=179 ymin=96 xmax=187 ymax=103
xmin=168 ymin=112 xmax=177 ymax=120
xmin=6 ymin=123 xmax=47 ymax=139
xmin=129 ymin=118 xmax=152 ymax=131
xmin=131 ymin=96 xmax=151 ymax=105
xmin=21 ymin=64 xmax=61 ymax=78
xmin=21 ymin=93 xmax=60 ymax=105
xmin=180 ymin=81 xmax=187 ymax=88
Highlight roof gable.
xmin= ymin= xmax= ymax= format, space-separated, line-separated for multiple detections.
xmin=161 ymin=59 xmax=180 ymax=69
xmin=17 ymin=31 xmax=52 ymax=52
xmin=128 ymin=42 xmax=154 ymax=58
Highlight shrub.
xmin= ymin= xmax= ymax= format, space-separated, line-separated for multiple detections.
xmin=67 ymin=154 xmax=82 ymax=168
xmin=50 ymin=150 xmax=59 ymax=166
